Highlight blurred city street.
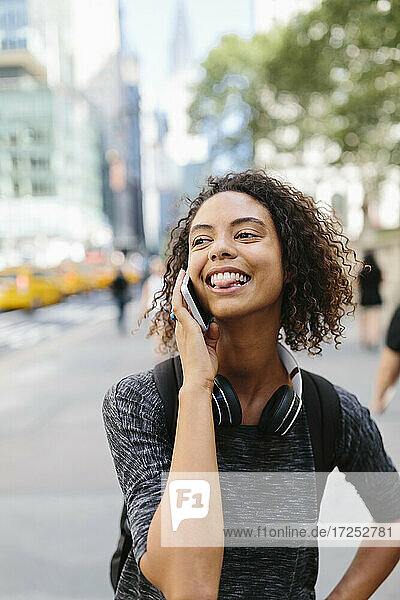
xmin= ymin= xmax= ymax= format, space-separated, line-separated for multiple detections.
xmin=0 ymin=291 xmax=151 ymax=600
xmin=0 ymin=1 xmax=400 ymax=597
xmin=0 ymin=291 xmax=116 ymax=357
xmin=0 ymin=294 xmax=399 ymax=599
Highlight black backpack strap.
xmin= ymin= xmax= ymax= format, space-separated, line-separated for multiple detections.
xmin=301 ymin=369 xmax=340 ymax=507
xmin=153 ymin=354 xmax=183 ymax=445
xmin=110 ymin=501 xmax=132 ymax=593
xmin=302 ymin=370 xmax=340 ymax=473
xmin=173 ymin=354 xmax=183 ymax=389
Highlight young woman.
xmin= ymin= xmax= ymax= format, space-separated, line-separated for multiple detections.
xmin=103 ymin=170 xmax=400 ymax=599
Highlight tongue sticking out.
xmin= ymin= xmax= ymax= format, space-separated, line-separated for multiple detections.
xmin=213 ymin=277 xmax=241 ymax=288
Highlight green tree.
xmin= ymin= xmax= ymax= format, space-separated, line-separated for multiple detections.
xmin=189 ymin=0 xmax=400 ymax=226
xmin=188 ymin=31 xmax=283 ymax=168
xmin=266 ymin=0 xmax=400 ymax=223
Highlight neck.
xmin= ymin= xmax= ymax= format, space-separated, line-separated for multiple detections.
xmin=215 ymin=307 xmax=290 ymax=402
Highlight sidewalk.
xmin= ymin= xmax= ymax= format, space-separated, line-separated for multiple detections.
xmin=0 ymin=300 xmax=159 ymax=600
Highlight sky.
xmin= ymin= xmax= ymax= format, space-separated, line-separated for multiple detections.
xmin=72 ymin=0 xmax=121 ymax=87
xmin=122 ymin=0 xmax=254 ymax=100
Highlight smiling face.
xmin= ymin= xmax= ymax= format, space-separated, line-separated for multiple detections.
xmin=188 ymin=191 xmax=285 ymax=321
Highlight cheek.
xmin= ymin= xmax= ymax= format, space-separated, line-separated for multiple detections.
xmin=187 ymin=254 xmax=206 ymax=294
xmin=262 ymin=247 xmax=283 ymax=275
xmin=187 ymin=253 xmax=202 ymax=276
xmin=259 ymin=255 xmax=284 ymax=294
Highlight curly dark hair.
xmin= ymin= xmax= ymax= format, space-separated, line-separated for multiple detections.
xmin=135 ymin=169 xmax=360 ymax=356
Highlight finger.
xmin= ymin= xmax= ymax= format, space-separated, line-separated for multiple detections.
xmin=171 ymin=268 xmax=185 ymax=307
xmin=204 ymin=321 xmax=219 ymax=350
xmin=171 ymin=269 xmax=199 ymax=328
xmin=171 ymin=269 xmax=186 ymax=320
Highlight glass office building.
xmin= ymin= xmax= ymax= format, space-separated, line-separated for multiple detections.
xmin=0 ymin=0 xmax=110 ymax=266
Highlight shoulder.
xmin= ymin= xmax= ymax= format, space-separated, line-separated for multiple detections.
xmin=333 ymin=384 xmax=366 ymax=424
xmin=102 ymin=368 xmax=167 ymax=431
xmin=332 ymin=384 xmax=397 ymax=472
xmin=303 ymin=373 xmax=362 ymax=429
xmin=333 ymin=383 xmax=374 ymax=440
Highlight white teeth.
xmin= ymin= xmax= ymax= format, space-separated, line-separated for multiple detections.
xmin=209 ymin=271 xmax=250 ymax=286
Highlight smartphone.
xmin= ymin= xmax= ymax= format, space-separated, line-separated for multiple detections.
xmin=181 ymin=271 xmax=213 ymax=333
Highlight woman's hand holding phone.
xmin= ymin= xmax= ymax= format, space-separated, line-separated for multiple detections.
xmin=172 ymin=269 xmax=220 ymax=391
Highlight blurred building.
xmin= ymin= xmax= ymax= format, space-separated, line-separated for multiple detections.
xmin=140 ymin=0 xmax=208 ymax=253
xmin=81 ymin=0 xmax=145 ymax=254
xmin=84 ymin=52 xmax=144 ymax=254
xmin=0 ymin=0 xmax=111 ymax=268
xmin=163 ymin=1 xmax=208 ymax=171
xmin=154 ymin=109 xmax=182 ymax=252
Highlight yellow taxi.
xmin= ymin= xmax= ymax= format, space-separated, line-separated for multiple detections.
xmin=90 ymin=264 xmax=115 ymax=289
xmin=76 ymin=263 xmax=99 ymax=292
xmin=46 ymin=262 xmax=113 ymax=295
xmin=122 ymin=264 xmax=142 ymax=285
xmin=0 ymin=266 xmax=63 ymax=310
xmin=42 ymin=268 xmax=79 ymax=297
xmin=53 ymin=260 xmax=96 ymax=295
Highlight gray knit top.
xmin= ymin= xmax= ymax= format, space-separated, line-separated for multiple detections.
xmin=102 ymin=369 xmax=400 ymax=599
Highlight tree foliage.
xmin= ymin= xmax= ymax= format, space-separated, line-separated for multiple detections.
xmin=189 ymin=0 xmax=400 ymax=175
xmin=268 ymin=0 xmax=400 ymax=168
xmin=188 ymin=31 xmax=283 ymax=167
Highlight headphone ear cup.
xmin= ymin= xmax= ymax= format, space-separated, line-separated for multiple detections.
xmin=213 ymin=374 xmax=242 ymax=426
xmin=258 ymin=385 xmax=299 ymax=436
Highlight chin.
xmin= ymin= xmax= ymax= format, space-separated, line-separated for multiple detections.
xmin=212 ymin=306 xmax=248 ymax=320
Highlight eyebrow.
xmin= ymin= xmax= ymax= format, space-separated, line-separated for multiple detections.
xmin=189 ymin=217 xmax=266 ymax=237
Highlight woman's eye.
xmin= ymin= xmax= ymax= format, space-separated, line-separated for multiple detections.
xmin=237 ymin=232 xmax=256 ymax=239
xmin=192 ymin=237 xmax=208 ymax=247
xmin=192 ymin=232 xmax=256 ymax=247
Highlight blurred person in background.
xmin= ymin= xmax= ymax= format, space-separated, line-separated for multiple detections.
xmin=111 ymin=268 xmax=130 ymax=333
xmin=138 ymin=255 xmax=166 ymax=355
xmin=357 ymin=251 xmax=383 ymax=350
xmin=372 ymin=304 xmax=400 ymax=414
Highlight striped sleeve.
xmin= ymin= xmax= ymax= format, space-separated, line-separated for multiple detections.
xmin=102 ymin=371 xmax=173 ymax=564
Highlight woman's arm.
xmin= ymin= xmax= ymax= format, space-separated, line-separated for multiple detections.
xmin=371 ymin=346 xmax=400 ymax=413
xmin=139 ymin=269 xmax=224 ymax=600
xmin=326 ymin=521 xmax=400 ymax=599
xmin=140 ymin=383 xmax=224 ymax=600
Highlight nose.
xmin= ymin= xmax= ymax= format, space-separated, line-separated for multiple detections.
xmin=208 ymin=236 xmax=238 ymax=260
